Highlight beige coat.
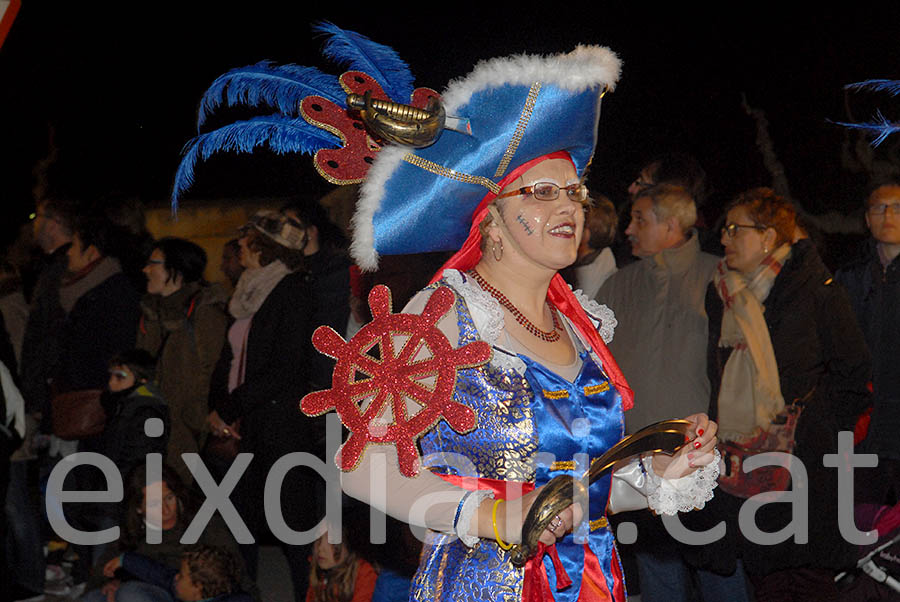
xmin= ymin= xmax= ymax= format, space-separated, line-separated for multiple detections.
xmin=596 ymin=233 xmax=718 ymax=433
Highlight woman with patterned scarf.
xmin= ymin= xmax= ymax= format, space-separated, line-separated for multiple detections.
xmin=683 ymin=187 xmax=871 ymax=600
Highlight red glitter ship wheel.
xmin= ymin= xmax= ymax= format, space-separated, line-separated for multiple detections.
xmin=301 ymin=285 xmax=491 ymax=477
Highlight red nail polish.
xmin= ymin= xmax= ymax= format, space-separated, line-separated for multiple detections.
xmin=687 ymin=453 xmax=694 ymax=460
xmin=693 ymin=441 xmax=702 ymax=449
xmin=697 ymin=428 xmax=704 ymax=436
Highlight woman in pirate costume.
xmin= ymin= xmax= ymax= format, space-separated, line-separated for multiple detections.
xmin=174 ymin=25 xmax=721 ymax=601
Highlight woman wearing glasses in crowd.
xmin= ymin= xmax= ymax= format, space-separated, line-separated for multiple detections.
xmin=139 ymin=237 xmax=229 ymax=485
xmin=206 ymin=211 xmax=326 ymax=602
xmin=681 ymin=188 xmax=871 ymax=599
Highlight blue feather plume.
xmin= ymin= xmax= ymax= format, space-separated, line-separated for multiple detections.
xmin=197 ymin=61 xmax=346 ymax=129
xmin=314 ymin=21 xmax=415 ymax=103
xmin=172 ymin=114 xmax=341 ymax=208
xmin=845 ymin=79 xmax=900 ymax=97
xmin=833 ymin=110 xmax=900 ymax=147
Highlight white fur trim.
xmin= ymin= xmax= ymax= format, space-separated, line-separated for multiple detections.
xmin=442 ymin=45 xmax=621 ymax=113
xmin=350 ymin=46 xmax=621 ymax=271
xmin=351 ymin=144 xmax=408 ymax=271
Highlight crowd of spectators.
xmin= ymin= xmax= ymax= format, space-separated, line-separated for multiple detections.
xmin=0 ymin=195 xmax=419 ymax=602
xmin=1 ymin=161 xmax=898 ymax=602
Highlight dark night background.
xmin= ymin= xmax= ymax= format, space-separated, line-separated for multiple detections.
xmin=1 ymin=3 xmax=899 ymax=252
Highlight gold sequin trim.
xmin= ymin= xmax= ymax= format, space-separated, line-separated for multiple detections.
xmin=583 ymin=382 xmax=610 ymax=396
xmin=300 ymin=101 xmax=367 ymax=186
xmin=590 ymin=517 xmax=609 ymax=531
xmin=493 ymin=82 xmax=542 ymax=179
xmin=542 ymin=389 xmax=569 ymax=400
xmin=549 ymin=460 xmax=576 ymax=471
xmin=403 ymin=154 xmax=501 ymax=194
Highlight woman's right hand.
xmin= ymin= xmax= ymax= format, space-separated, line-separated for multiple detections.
xmin=207 ymin=410 xmax=241 ymax=439
xmin=102 ymin=556 xmax=121 ymax=577
xmin=473 ymin=485 xmax=583 ymax=546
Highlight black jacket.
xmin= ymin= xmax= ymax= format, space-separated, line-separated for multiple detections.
xmin=99 ymin=383 xmax=169 ymax=480
xmin=20 ymin=244 xmax=70 ymax=414
xmin=214 ymin=270 xmax=326 ymax=535
xmin=836 ymin=240 xmax=900 ymax=459
xmin=54 ymin=272 xmax=141 ymax=394
xmin=216 ymin=271 xmax=322 ymax=452
xmin=303 ymin=249 xmax=350 ymax=390
xmin=684 ymin=240 xmax=871 ymax=575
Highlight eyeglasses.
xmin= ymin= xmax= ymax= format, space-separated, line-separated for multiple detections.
xmin=109 ymin=369 xmax=130 ymax=379
xmin=867 ymin=203 xmax=900 ymax=216
xmin=721 ymin=223 xmax=767 ymax=238
xmin=145 ymin=259 xmax=164 ymax=266
xmin=496 ymin=182 xmax=589 ymax=204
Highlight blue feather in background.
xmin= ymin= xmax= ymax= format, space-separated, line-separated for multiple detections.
xmin=197 ymin=61 xmax=346 ymax=129
xmin=172 ymin=114 xmax=341 ymax=208
xmin=833 ymin=110 xmax=900 ymax=147
xmin=314 ymin=21 xmax=415 ymax=103
xmin=845 ymin=79 xmax=900 ymax=97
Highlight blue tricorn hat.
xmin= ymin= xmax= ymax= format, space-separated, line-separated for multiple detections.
xmin=352 ymin=46 xmax=621 ymax=270
xmin=172 ymin=25 xmax=619 ymax=271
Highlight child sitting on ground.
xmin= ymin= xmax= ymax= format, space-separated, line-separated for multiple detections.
xmin=307 ymin=520 xmax=377 ymax=602
xmin=102 ymin=544 xmax=252 ymax=601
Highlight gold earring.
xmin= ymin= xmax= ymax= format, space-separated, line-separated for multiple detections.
xmin=492 ymin=239 xmax=503 ymax=261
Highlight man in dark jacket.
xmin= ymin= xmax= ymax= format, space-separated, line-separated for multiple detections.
xmin=836 ymin=182 xmax=900 ymax=506
xmin=58 ymin=211 xmax=142 ymax=583
xmin=21 ymin=196 xmax=76 ymax=421
xmin=55 ymin=213 xmax=141 ymax=397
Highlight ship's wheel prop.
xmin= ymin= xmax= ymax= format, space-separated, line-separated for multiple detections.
xmin=301 ymin=285 xmax=491 ymax=477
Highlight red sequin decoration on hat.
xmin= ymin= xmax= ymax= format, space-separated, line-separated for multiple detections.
xmin=301 ymin=285 xmax=491 ymax=477
xmin=300 ymin=71 xmax=439 ymax=185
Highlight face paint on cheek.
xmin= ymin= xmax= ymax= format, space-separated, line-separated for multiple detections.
xmin=516 ymin=213 xmax=535 ymax=236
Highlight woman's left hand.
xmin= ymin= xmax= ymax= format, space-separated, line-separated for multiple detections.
xmin=650 ymin=413 xmax=718 ymax=479
xmin=207 ymin=410 xmax=241 ymax=439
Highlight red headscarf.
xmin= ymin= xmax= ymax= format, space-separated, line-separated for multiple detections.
xmin=430 ymin=151 xmax=633 ymax=410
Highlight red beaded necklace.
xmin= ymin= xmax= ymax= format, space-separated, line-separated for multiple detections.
xmin=469 ymin=269 xmax=561 ymax=342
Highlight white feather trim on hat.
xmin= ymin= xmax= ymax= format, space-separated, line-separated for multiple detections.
xmin=442 ymin=45 xmax=621 ymax=112
xmin=351 ymin=45 xmax=621 ymax=271
xmin=352 ymin=144 xmax=407 ymax=271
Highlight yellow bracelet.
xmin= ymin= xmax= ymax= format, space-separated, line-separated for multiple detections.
xmin=492 ymin=499 xmax=513 ymax=550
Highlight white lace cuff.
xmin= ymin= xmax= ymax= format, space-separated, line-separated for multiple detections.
xmin=455 ymin=489 xmax=494 ymax=547
xmin=644 ymin=449 xmax=721 ymax=516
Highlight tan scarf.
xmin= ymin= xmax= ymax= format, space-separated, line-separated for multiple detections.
xmin=59 ymin=257 xmax=122 ymax=314
xmin=713 ymin=244 xmax=791 ymax=440
xmin=228 ymin=260 xmax=291 ymax=319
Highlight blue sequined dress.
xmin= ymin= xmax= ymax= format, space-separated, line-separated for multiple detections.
xmin=412 ymin=276 xmax=627 ymax=601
